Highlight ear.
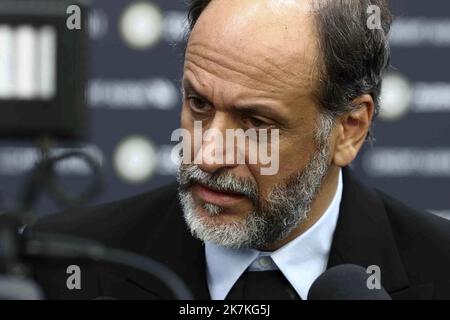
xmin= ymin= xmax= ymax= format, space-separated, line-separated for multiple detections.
xmin=332 ymin=94 xmax=375 ymax=167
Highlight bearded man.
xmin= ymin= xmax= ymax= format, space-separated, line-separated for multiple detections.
xmin=30 ymin=0 xmax=450 ymax=300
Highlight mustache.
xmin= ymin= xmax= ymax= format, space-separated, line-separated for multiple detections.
xmin=178 ymin=164 xmax=258 ymax=202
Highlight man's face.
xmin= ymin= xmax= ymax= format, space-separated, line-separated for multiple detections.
xmin=178 ymin=0 xmax=334 ymax=248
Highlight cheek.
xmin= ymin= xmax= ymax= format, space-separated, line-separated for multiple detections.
xmin=179 ymin=109 xmax=197 ymax=163
xmin=279 ymin=143 xmax=313 ymax=173
xmin=247 ymin=138 xmax=315 ymax=197
xmin=180 ymin=104 xmax=191 ymax=129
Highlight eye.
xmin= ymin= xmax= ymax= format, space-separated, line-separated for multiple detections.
xmin=187 ymin=96 xmax=212 ymax=113
xmin=245 ymin=117 xmax=271 ymax=129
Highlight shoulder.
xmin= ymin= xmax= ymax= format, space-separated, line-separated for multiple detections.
xmin=30 ymin=182 xmax=180 ymax=249
xmin=376 ymin=189 xmax=450 ymax=275
xmin=378 ymin=189 xmax=450 ymax=244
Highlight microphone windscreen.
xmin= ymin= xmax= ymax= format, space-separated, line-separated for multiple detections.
xmin=307 ymin=264 xmax=391 ymax=300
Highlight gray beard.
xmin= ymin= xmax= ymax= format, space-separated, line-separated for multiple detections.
xmin=177 ymin=141 xmax=331 ymax=250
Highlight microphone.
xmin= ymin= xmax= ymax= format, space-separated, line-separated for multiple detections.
xmin=307 ymin=264 xmax=392 ymax=300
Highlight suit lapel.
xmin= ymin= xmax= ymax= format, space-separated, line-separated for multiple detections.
xmin=327 ymin=167 xmax=433 ymax=299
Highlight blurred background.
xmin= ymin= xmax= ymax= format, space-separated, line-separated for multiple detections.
xmin=0 ymin=0 xmax=449 ymax=219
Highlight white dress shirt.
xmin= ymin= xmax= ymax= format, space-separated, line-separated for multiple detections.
xmin=205 ymin=169 xmax=343 ymax=300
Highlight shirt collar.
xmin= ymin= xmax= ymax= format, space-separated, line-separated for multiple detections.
xmin=205 ymin=168 xmax=343 ymax=300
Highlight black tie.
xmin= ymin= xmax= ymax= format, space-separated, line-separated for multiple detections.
xmin=225 ymin=270 xmax=302 ymax=300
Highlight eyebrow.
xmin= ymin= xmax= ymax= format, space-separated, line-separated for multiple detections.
xmin=182 ymin=77 xmax=288 ymax=124
xmin=182 ymin=78 xmax=210 ymax=104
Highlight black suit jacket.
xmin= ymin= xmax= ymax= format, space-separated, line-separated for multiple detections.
xmin=28 ymin=167 xmax=450 ymax=299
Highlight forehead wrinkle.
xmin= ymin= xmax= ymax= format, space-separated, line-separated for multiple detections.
xmin=186 ymin=42 xmax=310 ymax=94
xmin=185 ymin=47 xmax=285 ymax=93
xmin=184 ymin=61 xmax=289 ymax=104
xmin=184 ymin=56 xmax=313 ymax=113
xmin=184 ymin=57 xmax=285 ymax=98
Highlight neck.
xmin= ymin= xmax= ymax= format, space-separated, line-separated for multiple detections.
xmin=261 ymin=165 xmax=341 ymax=252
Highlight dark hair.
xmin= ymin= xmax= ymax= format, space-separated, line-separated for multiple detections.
xmin=185 ymin=0 xmax=394 ymax=142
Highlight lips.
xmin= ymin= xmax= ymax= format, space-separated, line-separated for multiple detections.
xmin=193 ymin=183 xmax=246 ymax=207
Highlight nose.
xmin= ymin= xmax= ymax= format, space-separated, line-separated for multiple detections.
xmin=194 ymin=116 xmax=239 ymax=174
